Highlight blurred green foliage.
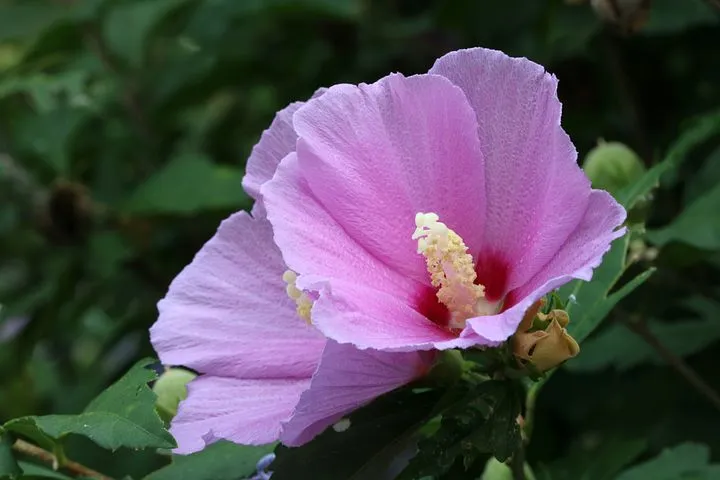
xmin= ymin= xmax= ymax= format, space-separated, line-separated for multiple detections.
xmin=1 ymin=0 xmax=720 ymax=479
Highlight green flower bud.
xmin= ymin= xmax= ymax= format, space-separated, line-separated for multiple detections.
xmin=422 ymin=350 xmax=467 ymax=387
xmin=481 ymin=458 xmax=536 ymax=480
xmin=582 ymin=141 xmax=646 ymax=196
xmin=153 ymin=367 xmax=196 ymax=422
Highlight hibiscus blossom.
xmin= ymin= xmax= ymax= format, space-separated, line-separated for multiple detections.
xmin=150 ymin=47 xmax=626 ymax=453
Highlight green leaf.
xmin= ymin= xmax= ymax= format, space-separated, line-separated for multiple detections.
xmin=0 ymin=428 xmax=21 ymax=478
xmin=18 ymin=461 xmax=73 ymax=479
xmin=0 ymin=422 xmax=55 ymax=456
xmin=684 ymin=146 xmax=720 ymax=204
xmin=122 ymin=153 xmax=250 ymax=215
xmin=616 ymin=110 xmax=720 ymax=210
xmin=144 ymin=441 xmax=274 ymax=480
xmin=87 ymin=232 xmax=133 ymax=279
xmin=4 ymin=359 xmax=175 ymax=452
xmin=0 ymin=4 xmax=69 ymax=42
xmin=272 ymin=387 xmax=446 ymax=480
xmin=397 ymin=380 xmax=521 ymax=479
xmin=643 ymin=0 xmax=719 ymax=35
xmin=541 ymin=437 xmax=647 ymax=480
xmin=215 ymin=0 xmax=363 ymax=18
xmin=616 ymin=443 xmax=720 ymax=480
xmin=13 ymin=107 xmax=88 ymax=174
xmin=0 ymin=69 xmax=90 ymax=111
xmin=103 ymin=0 xmax=191 ymax=66
xmin=573 ymin=268 xmax=654 ymax=343
xmin=568 ymin=300 xmax=720 ymax=372
xmin=561 ymin=234 xmax=654 ymax=345
xmin=544 ymin=3 xmax=600 ymax=62
xmin=275 ymin=0 xmax=363 ymax=18
xmin=648 ymin=182 xmax=720 ymax=249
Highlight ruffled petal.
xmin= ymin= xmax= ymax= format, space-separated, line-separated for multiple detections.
xmin=280 ymin=341 xmax=432 ymax=446
xmin=150 ymin=211 xmax=325 ymax=379
xmin=242 ymin=89 xmax=326 ymax=200
xmin=262 ymin=153 xmax=417 ymax=300
xmin=510 ymin=189 xmax=627 ymax=302
xmin=430 ymin=48 xmax=596 ymax=300
xmin=171 ymin=376 xmax=310 ymax=453
xmin=467 ymin=190 xmax=627 ymax=342
xmin=291 ymin=73 xmax=486 ymax=284
xmin=242 ymin=102 xmax=302 ymax=200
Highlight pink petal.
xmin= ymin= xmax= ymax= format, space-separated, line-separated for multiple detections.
xmin=291 ymin=73 xmax=486 ymax=284
xmin=262 ymin=153 xmax=417 ymax=300
xmin=430 ymin=48 xmax=595 ymax=300
xmin=150 ymin=211 xmax=325 ymax=379
xmin=171 ymin=376 xmax=310 ymax=453
xmin=467 ymin=190 xmax=627 ymax=342
xmin=280 ymin=341 xmax=432 ymax=446
xmin=512 ymin=190 xmax=627 ymax=302
xmin=308 ymin=278 xmax=479 ymax=351
xmin=242 ymin=89 xmax=326 ymax=200
xmin=242 ymin=101 xmax=302 ymax=200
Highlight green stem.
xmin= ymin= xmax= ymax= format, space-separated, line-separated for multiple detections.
xmin=522 ymin=371 xmax=554 ymax=442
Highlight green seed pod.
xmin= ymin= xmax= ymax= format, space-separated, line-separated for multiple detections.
xmin=582 ymin=141 xmax=646 ymax=196
xmin=153 ymin=368 xmax=196 ymax=422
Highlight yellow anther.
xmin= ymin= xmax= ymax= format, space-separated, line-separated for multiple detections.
xmin=282 ymin=270 xmax=313 ymax=324
xmin=413 ymin=212 xmax=488 ymax=329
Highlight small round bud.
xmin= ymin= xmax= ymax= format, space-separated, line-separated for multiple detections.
xmin=582 ymin=140 xmax=646 ymax=195
xmin=423 ymin=350 xmax=466 ymax=387
xmin=153 ymin=367 xmax=196 ymax=422
xmin=481 ymin=458 xmax=513 ymax=480
xmin=481 ymin=457 xmax=536 ymax=480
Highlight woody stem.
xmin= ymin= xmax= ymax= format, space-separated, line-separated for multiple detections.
xmin=12 ymin=439 xmax=113 ymax=480
xmin=620 ymin=316 xmax=720 ymax=412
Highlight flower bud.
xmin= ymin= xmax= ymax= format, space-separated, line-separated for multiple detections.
xmin=590 ymin=0 xmax=651 ymax=33
xmin=481 ymin=457 xmax=536 ymax=480
xmin=153 ymin=367 xmax=196 ymax=422
xmin=582 ymin=140 xmax=646 ymax=196
xmin=513 ymin=303 xmax=580 ymax=372
xmin=423 ymin=350 xmax=465 ymax=387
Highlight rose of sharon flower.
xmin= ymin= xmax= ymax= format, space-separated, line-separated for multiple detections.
xmin=150 ymin=47 xmax=626 ymax=453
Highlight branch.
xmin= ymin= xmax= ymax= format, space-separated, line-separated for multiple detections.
xmin=12 ymin=439 xmax=114 ymax=480
xmin=621 ymin=316 xmax=720 ymax=412
xmin=510 ymin=442 xmax=527 ymax=480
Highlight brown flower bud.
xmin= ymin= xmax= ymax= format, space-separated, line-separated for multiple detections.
xmin=513 ymin=305 xmax=580 ymax=372
xmin=591 ymin=0 xmax=652 ymax=33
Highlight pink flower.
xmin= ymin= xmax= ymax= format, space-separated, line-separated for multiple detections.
xmin=150 ymin=47 xmax=626 ymax=453
xmin=261 ymin=47 xmax=626 ymax=351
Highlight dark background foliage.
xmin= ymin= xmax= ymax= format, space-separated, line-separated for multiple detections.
xmin=1 ymin=0 xmax=720 ymax=479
